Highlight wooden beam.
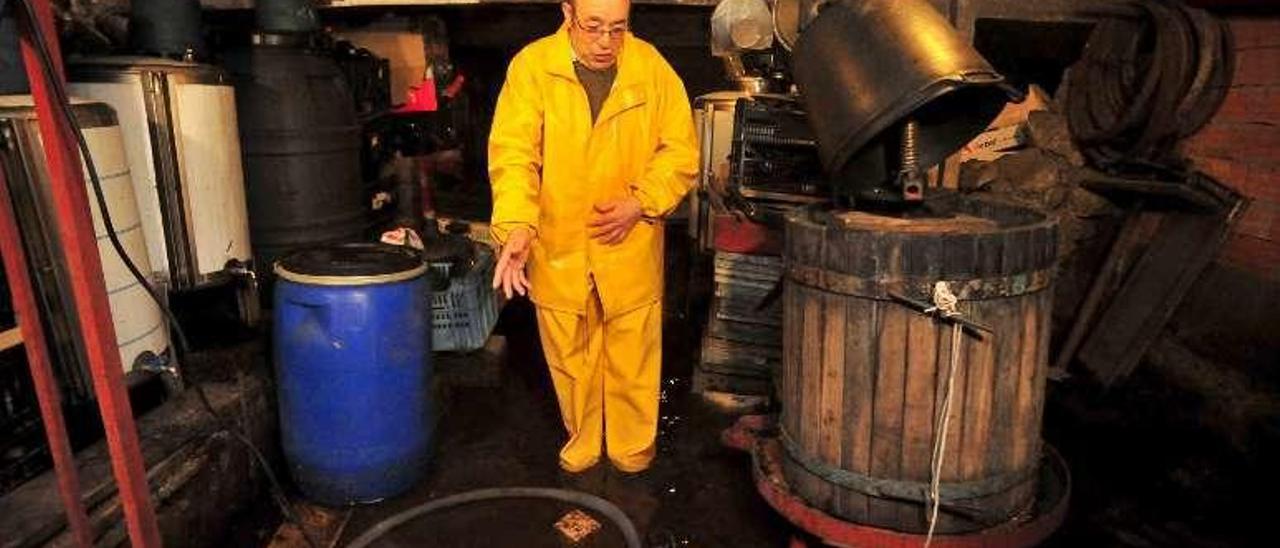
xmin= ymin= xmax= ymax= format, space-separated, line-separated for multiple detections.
xmin=1078 ymin=197 xmax=1247 ymax=386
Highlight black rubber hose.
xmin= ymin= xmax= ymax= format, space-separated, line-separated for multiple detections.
xmin=344 ymin=487 xmax=643 ymax=548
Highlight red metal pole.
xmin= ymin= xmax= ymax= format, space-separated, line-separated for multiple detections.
xmin=15 ymin=0 xmax=162 ymax=546
xmin=0 ymin=170 xmax=94 ymax=546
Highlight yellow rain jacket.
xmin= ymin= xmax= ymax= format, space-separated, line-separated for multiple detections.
xmin=488 ymin=27 xmax=698 ymax=318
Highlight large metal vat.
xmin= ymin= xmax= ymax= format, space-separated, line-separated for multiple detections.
xmin=792 ymin=0 xmax=1015 ymax=205
xmin=226 ymin=35 xmax=366 ymax=293
xmin=68 ymin=57 xmax=254 ymax=293
xmin=274 ymin=243 xmax=432 ymax=505
xmin=781 ymin=193 xmax=1057 ymax=534
xmin=0 ymin=97 xmax=172 ymax=385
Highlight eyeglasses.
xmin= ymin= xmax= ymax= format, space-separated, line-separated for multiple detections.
xmin=571 ymin=15 xmax=628 ymax=41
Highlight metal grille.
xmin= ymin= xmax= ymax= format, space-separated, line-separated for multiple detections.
xmin=729 ymin=96 xmax=826 ymax=202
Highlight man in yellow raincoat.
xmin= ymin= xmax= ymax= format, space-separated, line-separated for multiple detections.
xmin=488 ymin=0 xmax=697 ymax=475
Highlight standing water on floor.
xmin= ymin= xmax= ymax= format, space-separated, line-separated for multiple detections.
xmin=329 ymin=300 xmax=791 ymax=547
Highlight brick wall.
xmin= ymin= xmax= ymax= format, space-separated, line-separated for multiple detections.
xmin=1182 ymin=15 xmax=1280 ymax=281
xmin=1173 ymin=13 xmax=1280 ymax=373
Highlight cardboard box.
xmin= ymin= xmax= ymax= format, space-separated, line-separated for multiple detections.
xmin=334 ymin=29 xmax=427 ymax=105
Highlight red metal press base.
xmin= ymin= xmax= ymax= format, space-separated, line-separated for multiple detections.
xmin=722 ymin=415 xmax=1071 ymax=548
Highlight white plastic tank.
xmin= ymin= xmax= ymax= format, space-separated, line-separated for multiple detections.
xmin=69 ymin=56 xmax=253 ymax=291
xmin=0 ymin=96 xmax=171 ymax=374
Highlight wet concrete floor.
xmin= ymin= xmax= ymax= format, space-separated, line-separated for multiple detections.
xmin=229 ymin=298 xmax=1271 ymax=547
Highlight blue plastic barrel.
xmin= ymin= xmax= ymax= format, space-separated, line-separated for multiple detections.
xmin=273 ymin=243 xmax=432 ymax=505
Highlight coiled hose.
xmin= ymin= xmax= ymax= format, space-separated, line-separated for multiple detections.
xmin=1066 ymin=0 xmax=1234 ymax=173
xmin=344 ymin=487 xmax=642 ymax=548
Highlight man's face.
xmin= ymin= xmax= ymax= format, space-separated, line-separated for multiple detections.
xmin=563 ymin=0 xmax=630 ymax=70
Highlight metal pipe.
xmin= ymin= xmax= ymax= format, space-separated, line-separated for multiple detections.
xmin=16 ymin=0 xmax=162 ymax=545
xmin=0 ymin=159 xmax=94 ymax=547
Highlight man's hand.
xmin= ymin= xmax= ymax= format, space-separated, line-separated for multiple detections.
xmin=588 ymin=197 xmax=644 ymax=245
xmin=492 ymin=227 xmax=533 ymax=299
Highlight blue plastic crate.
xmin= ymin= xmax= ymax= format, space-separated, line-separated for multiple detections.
xmin=430 ymin=245 xmax=502 ymax=352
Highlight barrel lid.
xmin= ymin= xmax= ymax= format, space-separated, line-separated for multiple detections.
xmin=274 ymin=243 xmax=426 ymax=286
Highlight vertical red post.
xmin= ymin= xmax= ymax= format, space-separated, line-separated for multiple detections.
xmin=15 ymin=0 xmax=162 ymax=545
xmin=0 ymin=172 xmax=94 ymax=546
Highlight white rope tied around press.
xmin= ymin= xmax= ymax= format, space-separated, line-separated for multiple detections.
xmin=925 ymin=281 xmax=962 ymax=547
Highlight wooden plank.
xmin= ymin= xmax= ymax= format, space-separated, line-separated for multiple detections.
xmin=798 ymin=286 xmax=827 ymax=505
xmin=1079 ymin=202 xmax=1244 ymax=385
xmin=833 ymin=211 xmax=999 ymax=233
xmin=714 ymin=282 xmax=776 ymax=299
xmin=818 ymin=291 xmax=847 ymax=517
xmin=0 ymin=326 xmax=22 ymax=352
xmin=1022 ymin=292 xmax=1053 ymax=505
xmin=959 ymin=299 xmax=996 ymax=480
xmin=714 ymin=252 xmax=785 ymax=272
xmin=691 ymin=366 xmax=772 ymax=396
xmin=1030 ymin=291 xmax=1053 ymax=460
xmin=782 ymin=284 xmax=801 ymax=446
xmin=869 ymin=303 xmax=908 ymax=528
xmin=899 ymin=309 xmax=939 ymax=530
xmin=712 ymin=275 xmax=779 ymax=291
xmin=1079 ymin=177 xmax=1221 ymax=211
xmin=1050 ymin=207 xmax=1146 ymax=376
xmin=988 ymin=299 xmax=1023 ymax=476
xmin=695 ymin=361 xmax=772 ymax=380
xmin=705 ymin=316 xmax=782 ymax=345
xmin=712 ymin=288 xmax=783 ymax=326
xmin=841 ymin=298 xmax=876 ymax=524
xmin=987 ymin=298 xmax=1025 ymax=519
xmin=699 ymin=336 xmax=781 ymax=374
xmin=1011 ymin=293 xmax=1043 ymax=476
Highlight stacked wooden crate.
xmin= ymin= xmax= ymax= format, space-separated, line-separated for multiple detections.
xmin=693 ymin=250 xmax=783 ymax=396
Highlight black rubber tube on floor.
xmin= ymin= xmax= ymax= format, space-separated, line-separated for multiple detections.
xmin=344 ymin=487 xmax=643 ymax=548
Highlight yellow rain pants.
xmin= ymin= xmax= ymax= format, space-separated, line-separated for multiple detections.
xmin=536 ymin=285 xmax=662 ymax=472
